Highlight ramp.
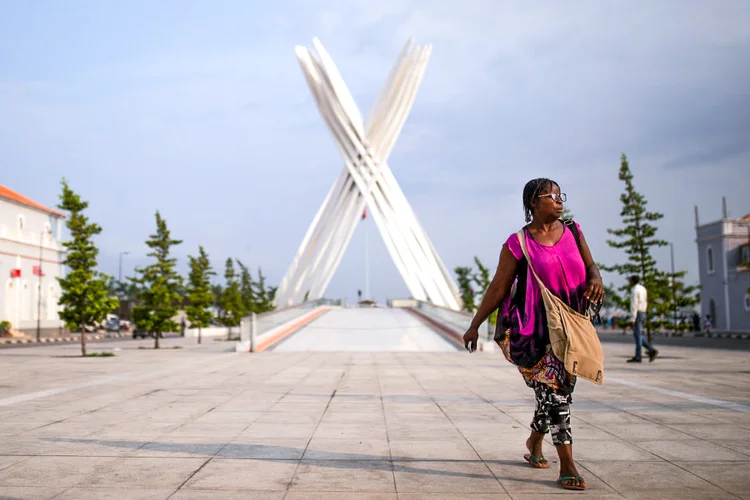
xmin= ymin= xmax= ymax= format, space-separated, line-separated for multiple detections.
xmin=271 ymin=308 xmax=459 ymax=352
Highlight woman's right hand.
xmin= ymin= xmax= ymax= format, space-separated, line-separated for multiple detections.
xmin=463 ymin=326 xmax=479 ymax=353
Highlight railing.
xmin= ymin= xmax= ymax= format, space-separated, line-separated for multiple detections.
xmin=238 ymin=298 xmax=342 ymax=348
xmin=412 ymin=300 xmax=493 ymax=343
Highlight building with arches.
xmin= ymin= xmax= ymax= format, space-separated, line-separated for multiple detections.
xmin=695 ymin=199 xmax=750 ymax=333
xmin=0 ymin=185 xmax=65 ymax=334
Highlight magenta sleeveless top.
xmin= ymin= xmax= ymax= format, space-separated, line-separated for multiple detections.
xmin=500 ymin=222 xmax=588 ymax=367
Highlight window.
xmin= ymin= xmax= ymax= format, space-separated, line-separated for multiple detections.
xmin=17 ymin=214 xmax=25 ymax=233
xmin=706 ymin=245 xmax=715 ymax=275
xmin=745 ymin=291 xmax=750 ymax=313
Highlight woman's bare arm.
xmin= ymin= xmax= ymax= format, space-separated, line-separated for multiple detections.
xmin=469 ymin=244 xmax=518 ymax=329
xmin=576 ymin=228 xmax=604 ymax=304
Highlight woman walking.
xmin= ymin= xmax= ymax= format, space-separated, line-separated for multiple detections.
xmin=463 ymin=178 xmax=604 ymax=491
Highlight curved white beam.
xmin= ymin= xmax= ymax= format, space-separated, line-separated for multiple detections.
xmin=275 ymin=38 xmax=462 ymax=310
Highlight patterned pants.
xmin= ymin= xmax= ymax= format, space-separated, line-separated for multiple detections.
xmin=528 ymin=381 xmax=573 ymax=446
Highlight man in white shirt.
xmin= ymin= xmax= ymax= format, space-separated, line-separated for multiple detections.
xmin=627 ymin=276 xmax=658 ymax=363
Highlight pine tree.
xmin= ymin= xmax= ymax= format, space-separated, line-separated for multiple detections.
xmin=220 ymin=258 xmax=245 ymax=339
xmin=133 ymin=211 xmax=183 ymax=349
xmin=211 ymin=283 xmax=224 ymax=316
xmin=654 ymin=270 xmax=700 ymax=330
xmin=454 ymin=266 xmax=476 ymax=312
xmin=186 ymin=246 xmax=215 ymax=344
xmin=253 ymin=268 xmax=277 ymax=313
xmin=56 ymin=179 xmax=118 ymax=356
xmin=236 ymin=260 xmax=256 ymax=314
xmin=601 ymin=154 xmax=669 ymax=340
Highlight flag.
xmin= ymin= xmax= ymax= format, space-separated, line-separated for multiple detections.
xmin=362 ymin=208 xmax=367 ymax=220
xmin=33 ymin=265 xmax=45 ymax=277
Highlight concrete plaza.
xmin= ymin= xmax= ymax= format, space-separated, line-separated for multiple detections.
xmin=0 ymin=330 xmax=749 ymax=499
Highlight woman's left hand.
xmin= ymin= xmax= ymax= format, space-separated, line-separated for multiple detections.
xmin=584 ymin=278 xmax=605 ymax=304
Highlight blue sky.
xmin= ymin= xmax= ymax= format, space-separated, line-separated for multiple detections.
xmin=2 ymin=1 xmax=749 ymax=303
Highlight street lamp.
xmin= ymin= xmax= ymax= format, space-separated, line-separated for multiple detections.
xmin=118 ymin=251 xmax=130 ymax=287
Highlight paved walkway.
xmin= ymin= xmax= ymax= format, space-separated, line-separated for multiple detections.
xmin=0 ymin=330 xmax=749 ymax=499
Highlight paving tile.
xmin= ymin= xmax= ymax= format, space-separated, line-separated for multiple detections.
xmin=0 ymin=456 xmax=117 ymax=487
xmin=486 ymin=460 xmax=617 ymax=495
xmin=132 ymin=437 xmax=228 ymax=458
xmin=170 ymin=491 xmax=285 ymax=499
xmin=54 ymin=487 xmax=175 ymax=499
xmin=397 ymin=495 xmax=510 ymax=500
xmin=285 ymin=493 xmax=397 ymax=500
xmin=669 ymin=424 xmax=750 ymax=440
xmin=389 ymin=439 xmax=480 ymax=460
xmin=598 ymin=422 xmax=695 ymax=441
xmin=162 ymin=422 xmax=249 ymax=438
xmin=580 ymin=460 xmax=728 ymax=496
xmin=392 ymin=460 xmax=504 ymax=494
xmin=570 ymin=439 xmax=661 ymax=462
xmin=191 ymin=411 xmax=264 ymax=425
xmin=0 ymin=455 xmax=32 ymax=471
xmin=637 ymin=439 xmax=750 ymax=462
xmin=674 ymin=461 xmax=750 ymax=497
xmin=83 ymin=457 xmax=207 ymax=488
xmin=303 ymin=437 xmax=390 ymax=460
xmin=321 ymin=411 xmax=386 ymax=425
xmin=237 ymin=423 xmax=318 ymax=439
xmin=0 ymin=486 xmax=66 ymax=499
xmin=710 ymin=440 xmax=750 ymax=457
xmin=218 ymin=438 xmax=307 ymax=459
xmin=290 ymin=460 xmax=395 ymax=492
xmin=183 ymin=458 xmax=299 ymax=490
xmin=314 ymin=423 xmax=388 ymax=440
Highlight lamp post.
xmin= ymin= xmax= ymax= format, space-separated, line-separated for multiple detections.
xmin=36 ymin=231 xmax=43 ymax=342
xmin=670 ymin=242 xmax=677 ymax=335
xmin=118 ymin=251 xmax=130 ymax=287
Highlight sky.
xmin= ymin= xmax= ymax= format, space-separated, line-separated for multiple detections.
xmin=1 ymin=1 xmax=749 ymax=304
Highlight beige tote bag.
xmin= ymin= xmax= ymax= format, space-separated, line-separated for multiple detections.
xmin=517 ymin=230 xmax=605 ymax=385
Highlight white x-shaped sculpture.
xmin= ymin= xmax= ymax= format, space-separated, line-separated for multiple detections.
xmin=275 ymin=38 xmax=461 ymax=310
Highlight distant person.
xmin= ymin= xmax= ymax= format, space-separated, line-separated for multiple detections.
xmin=692 ymin=312 xmax=701 ymax=332
xmin=705 ymin=314 xmax=712 ymax=333
xmin=463 ymin=178 xmax=604 ymax=491
xmin=627 ymin=276 xmax=658 ymax=362
xmin=181 ymin=318 xmax=186 ymax=337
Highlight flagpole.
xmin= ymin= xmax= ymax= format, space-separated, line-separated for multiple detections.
xmin=36 ymin=231 xmax=43 ymax=342
xmin=365 ymin=214 xmax=370 ymax=301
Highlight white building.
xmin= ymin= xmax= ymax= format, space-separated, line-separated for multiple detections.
xmin=0 ymin=185 xmax=66 ymax=333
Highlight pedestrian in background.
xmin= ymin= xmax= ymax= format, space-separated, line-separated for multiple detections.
xmin=627 ymin=275 xmax=658 ymax=363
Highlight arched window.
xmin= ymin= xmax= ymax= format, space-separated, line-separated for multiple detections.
xmin=744 ymin=291 xmax=750 ymax=313
xmin=706 ymin=245 xmax=715 ymax=275
xmin=17 ymin=214 xmax=25 ymax=234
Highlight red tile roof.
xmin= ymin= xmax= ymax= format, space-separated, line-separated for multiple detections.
xmin=0 ymin=185 xmax=63 ymax=217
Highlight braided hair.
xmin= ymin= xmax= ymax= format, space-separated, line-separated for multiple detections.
xmin=522 ymin=178 xmax=560 ymax=223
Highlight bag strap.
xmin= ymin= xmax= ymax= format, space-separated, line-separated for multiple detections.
xmin=516 ymin=229 xmax=549 ymax=293
xmin=564 ymin=219 xmax=585 ymax=261
xmin=563 ymin=219 xmax=603 ymax=317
